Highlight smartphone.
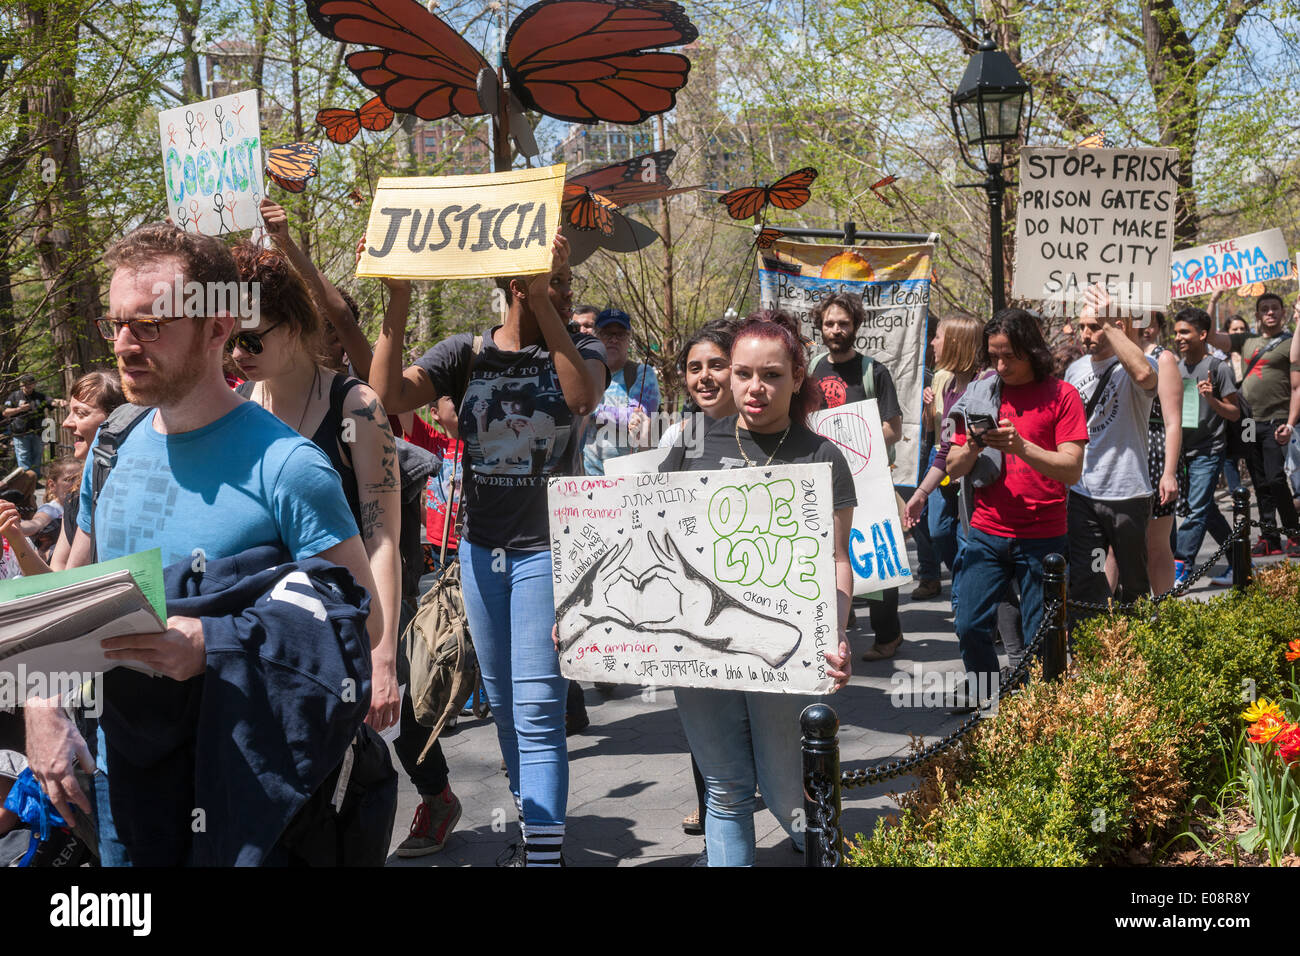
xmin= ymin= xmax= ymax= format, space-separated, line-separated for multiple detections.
xmin=966 ymin=413 xmax=997 ymax=437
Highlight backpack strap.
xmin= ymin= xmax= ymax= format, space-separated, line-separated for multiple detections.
xmin=89 ymin=403 xmax=152 ymax=560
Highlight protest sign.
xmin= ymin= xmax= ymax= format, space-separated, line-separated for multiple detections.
xmin=604 ymin=446 xmax=670 ymax=476
xmin=757 ymin=239 xmax=933 ymax=486
xmin=1169 ymin=228 xmax=1292 ymax=299
xmin=356 ymin=164 xmax=566 ymax=280
xmin=807 ymin=399 xmax=911 ymax=592
xmin=549 ymin=463 xmax=837 ymax=694
xmin=158 ymin=90 xmax=263 ymax=236
xmin=1013 ymin=146 xmax=1179 ymax=312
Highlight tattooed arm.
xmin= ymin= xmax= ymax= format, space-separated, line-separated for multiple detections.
xmin=344 ymin=383 xmax=403 ymax=733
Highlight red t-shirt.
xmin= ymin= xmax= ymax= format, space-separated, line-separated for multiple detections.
xmin=952 ymin=377 xmax=1088 ymax=539
xmin=405 ymin=414 xmax=463 ymax=550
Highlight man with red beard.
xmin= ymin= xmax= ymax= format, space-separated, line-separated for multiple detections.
xmin=23 ymin=223 xmax=377 ymax=865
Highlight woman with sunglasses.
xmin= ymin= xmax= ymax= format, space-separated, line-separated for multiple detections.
xmin=371 ymin=235 xmax=606 ymax=867
xmin=659 ymin=310 xmax=854 ymax=866
xmin=228 ymin=240 xmax=401 ymax=734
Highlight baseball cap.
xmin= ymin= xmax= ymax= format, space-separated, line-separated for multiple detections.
xmin=595 ymin=308 xmax=632 ymax=331
xmin=19 ymin=373 xmax=34 ymax=385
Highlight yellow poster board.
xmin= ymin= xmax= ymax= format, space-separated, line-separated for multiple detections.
xmin=356 ymin=164 xmax=566 ymax=280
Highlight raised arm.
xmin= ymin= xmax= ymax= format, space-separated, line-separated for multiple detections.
xmin=530 ymin=234 xmax=601 ymax=416
xmin=1082 ymin=284 xmax=1156 ymax=390
xmin=369 ymin=278 xmax=438 ymax=415
xmin=1155 ymin=349 xmax=1181 ymax=504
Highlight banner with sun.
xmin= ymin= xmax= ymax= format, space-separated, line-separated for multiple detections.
xmin=757 ymin=240 xmax=934 ymax=487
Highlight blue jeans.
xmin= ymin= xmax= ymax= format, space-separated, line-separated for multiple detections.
xmin=12 ymin=433 xmax=41 ymax=472
xmin=1175 ymin=454 xmax=1230 ymax=563
xmin=92 ymin=722 xmax=131 ymax=867
xmin=458 ymin=540 xmax=566 ymax=829
xmin=674 ymin=687 xmax=809 ymax=866
xmin=954 ymin=527 xmax=1067 ymax=685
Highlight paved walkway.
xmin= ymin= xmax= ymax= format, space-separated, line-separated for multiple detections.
xmin=385 ymin=516 xmax=1272 ymax=867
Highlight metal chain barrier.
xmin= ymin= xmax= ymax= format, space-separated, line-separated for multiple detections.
xmin=807 ymin=772 xmax=842 ymax=867
xmin=839 ymin=599 xmax=1058 ymax=789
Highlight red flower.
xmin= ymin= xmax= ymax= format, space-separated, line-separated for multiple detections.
xmin=1275 ymin=724 xmax=1300 ymax=764
xmin=1248 ymin=714 xmax=1291 ymax=745
xmin=1286 ymin=640 xmax=1300 ymax=662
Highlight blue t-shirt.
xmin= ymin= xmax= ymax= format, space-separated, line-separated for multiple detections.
xmin=79 ymin=403 xmax=358 ymax=566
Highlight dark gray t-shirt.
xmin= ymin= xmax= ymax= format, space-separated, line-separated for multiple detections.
xmin=415 ymin=328 xmax=606 ymax=551
xmin=661 ymin=414 xmax=857 ymax=512
xmin=1178 ymin=354 xmax=1238 ymax=458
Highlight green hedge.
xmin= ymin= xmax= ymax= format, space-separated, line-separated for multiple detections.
xmin=846 ymin=564 xmax=1300 ymax=867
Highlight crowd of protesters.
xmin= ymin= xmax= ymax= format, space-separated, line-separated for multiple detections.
xmin=1 ymin=203 xmax=1299 ymax=867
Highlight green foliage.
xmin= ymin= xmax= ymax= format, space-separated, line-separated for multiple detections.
xmin=847 ymin=564 xmax=1300 ymax=866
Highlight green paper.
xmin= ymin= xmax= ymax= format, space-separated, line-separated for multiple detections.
xmin=0 ymin=548 xmax=166 ymax=620
xmin=1181 ymin=376 xmax=1200 ymax=429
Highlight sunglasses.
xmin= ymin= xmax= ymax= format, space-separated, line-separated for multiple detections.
xmin=226 ymin=321 xmax=285 ymax=355
xmin=96 ymin=314 xmax=189 ymax=342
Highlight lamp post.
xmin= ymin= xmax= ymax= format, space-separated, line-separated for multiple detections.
xmin=950 ymin=32 xmax=1032 ymax=313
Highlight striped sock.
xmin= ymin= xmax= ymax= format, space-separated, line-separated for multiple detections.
xmin=522 ymin=823 xmax=564 ymax=867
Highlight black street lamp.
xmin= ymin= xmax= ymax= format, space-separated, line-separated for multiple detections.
xmin=950 ymin=32 xmax=1032 ymax=312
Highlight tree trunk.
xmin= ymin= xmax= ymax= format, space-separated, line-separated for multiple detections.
xmin=1140 ymin=0 xmax=1200 ymax=244
xmin=175 ymin=0 xmax=204 ymax=99
xmin=24 ymin=0 xmax=110 ymax=393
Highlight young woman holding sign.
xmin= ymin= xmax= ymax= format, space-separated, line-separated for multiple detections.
xmin=659 ymin=311 xmax=854 ymax=867
xmin=371 ymin=234 xmax=607 ymax=867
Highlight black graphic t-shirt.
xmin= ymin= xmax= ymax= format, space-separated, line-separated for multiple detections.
xmin=810 ymin=356 xmax=902 ymax=421
xmin=416 ymin=327 xmax=607 ymax=551
xmin=664 ymin=414 xmax=857 ymax=513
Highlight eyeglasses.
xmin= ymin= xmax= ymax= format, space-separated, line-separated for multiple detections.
xmin=95 ymin=314 xmax=189 ymax=342
xmin=226 ymin=321 xmax=285 ymax=355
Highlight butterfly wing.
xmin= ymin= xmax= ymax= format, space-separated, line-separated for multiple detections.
xmin=756 ymin=227 xmax=784 ymax=249
xmin=316 ymin=107 xmax=363 ymax=144
xmin=766 ymin=167 xmax=818 ymax=211
xmin=305 ymin=0 xmax=491 ymax=121
xmin=504 ymin=0 xmax=697 ymax=124
xmin=565 ymin=209 xmax=660 ymax=265
xmin=357 ymin=95 xmax=396 ymax=130
xmin=718 ymin=185 xmax=770 ymax=221
xmin=568 ymin=150 xmax=694 ymax=208
xmin=265 ymin=142 xmax=323 ymax=193
xmin=564 ymin=185 xmax=618 ymax=234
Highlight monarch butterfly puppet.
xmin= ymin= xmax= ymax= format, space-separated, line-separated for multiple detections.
xmin=305 ymin=0 xmax=698 ymax=128
xmin=562 ymin=150 xmax=698 ymax=234
xmin=755 ymin=226 xmax=785 ymax=249
xmin=264 ymin=142 xmax=323 ymax=193
xmin=315 ymin=95 xmax=395 ymax=144
xmin=718 ymin=167 xmax=818 ymax=221
xmin=1072 ymin=132 xmax=1110 ymax=149
xmin=868 ymin=174 xmax=897 ymax=207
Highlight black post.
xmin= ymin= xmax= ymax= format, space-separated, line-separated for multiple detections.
xmin=1042 ymin=553 xmax=1068 ymax=681
xmin=1233 ymin=487 xmax=1252 ymax=591
xmin=842 ymin=220 xmax=856 ymax=246
xmin=801 ymin=703 xmax=842 ymax=868
xmin=985 ymin=161 xmax=1006 ymax=313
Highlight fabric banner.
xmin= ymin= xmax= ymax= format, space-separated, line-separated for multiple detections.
xmin=1013 ymin=146 xmax=1179 ymax=312
xmin=757 ymin=239 xmax=932 ymax=487
xmin=549 ymin=463 xmax=837 ymax=694
xmin=1169 ymin=228 xmax=1293 ymax=299
xmin=158 ymin=90 xmax=264 ymax=236
xmin=356 ymin=164 xmax=566 ymax=280
xmin=807 ymin=399 xmax=911 ymax=592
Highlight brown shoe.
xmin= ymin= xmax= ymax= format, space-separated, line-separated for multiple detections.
xmin=395 ymin=787 xmax=462 ymax=857
xmin=682 ymin=809 xmax=703 ymax=835
xmin=860 ymin=634 xmax=904 ymax=661
xmin=911 ymin=579 xmax=941 ymax=600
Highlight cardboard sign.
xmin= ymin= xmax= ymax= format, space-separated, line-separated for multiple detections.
xmin=158 ymin=90 xmax=263 ymax=235
xmin=807 ymin=399 xmax=911 ymax=592
xmin=549 ymin=464 xmax=837 ymax=694
xmin=356 ymin=164 xmax=566 ymax=280
xmin=1169 ymin=228 xmax=1292 ymax=299
xmin=757 ymin=239 xmax=933 ymax=486
xmin=1013 ymin=146 xmax=1179 ymax=312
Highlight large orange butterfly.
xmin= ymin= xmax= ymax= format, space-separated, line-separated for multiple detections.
xmin=718 ymin=167 xmax=818 ymax=221
xmin=315 ymin=95 xmax=396 ymax=144
xmin=264 ymin=142 xmax=323 ymax=193
xmin=756 ymin=226 xmax=785 ymax=249
xmin=562 ymin=150 xmax=696 ymax=235
xmin=305 ymin=0 xmax=697 ymax=127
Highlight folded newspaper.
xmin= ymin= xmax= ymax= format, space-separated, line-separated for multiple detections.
xmin=0 ymin=550 xmax=167 ymax=681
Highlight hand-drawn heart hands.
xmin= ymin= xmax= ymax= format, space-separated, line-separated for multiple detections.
xmin=555 ymin=531 xmax=802 ymax=668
